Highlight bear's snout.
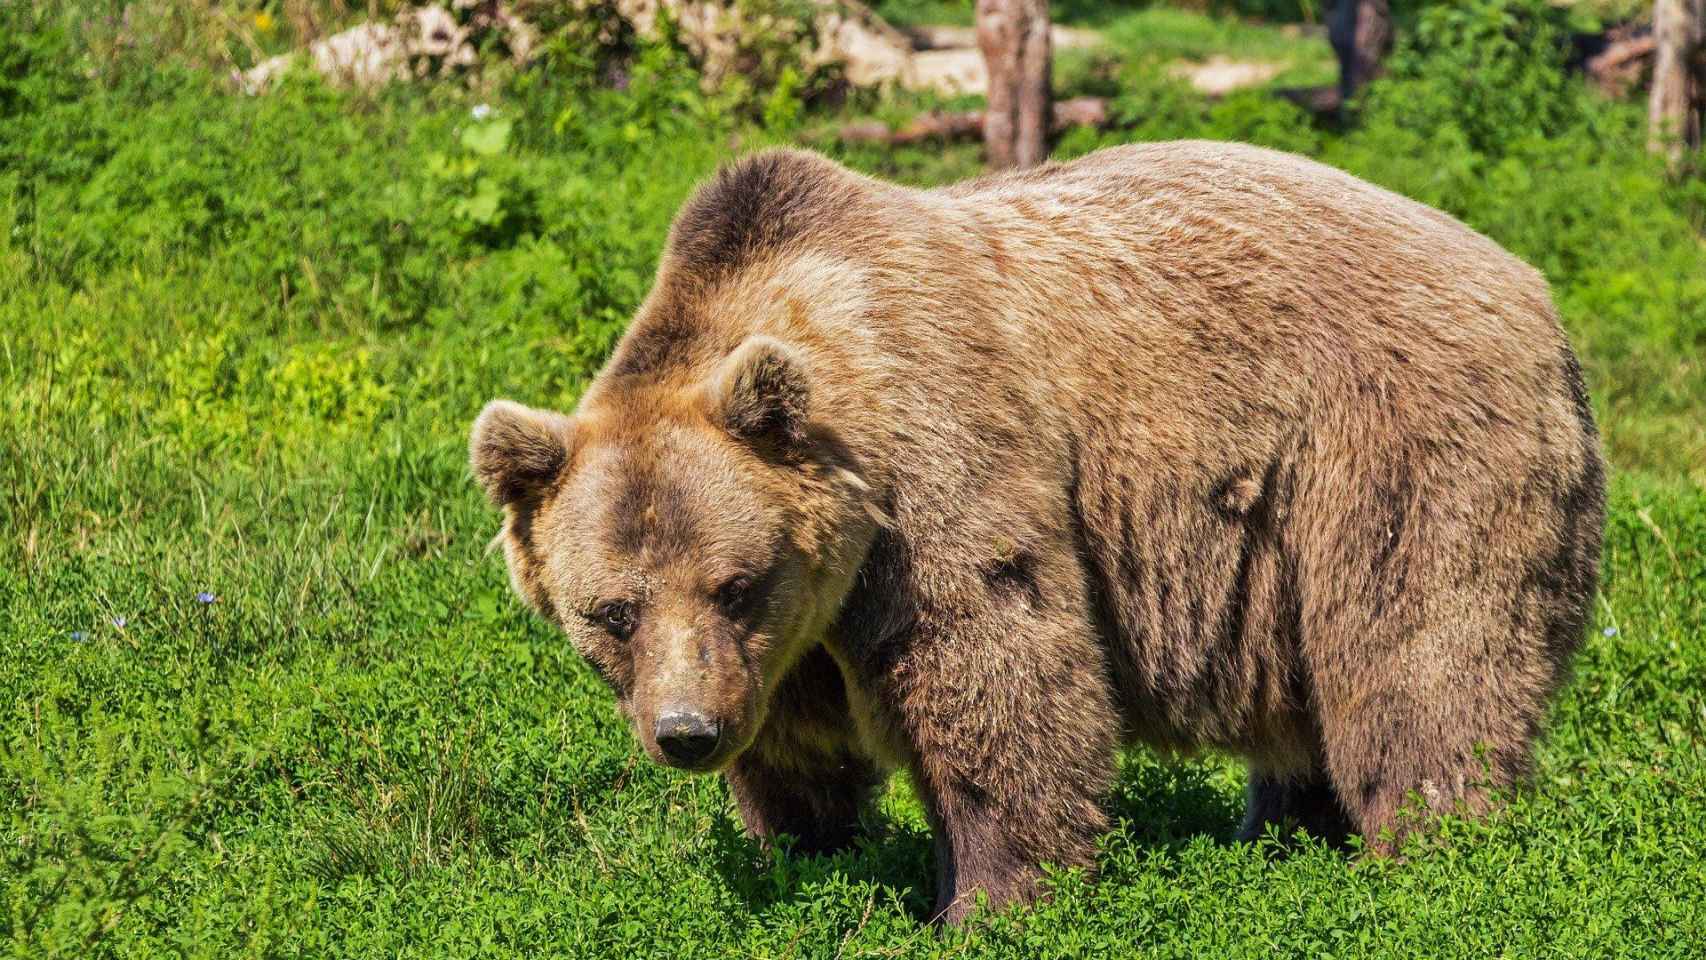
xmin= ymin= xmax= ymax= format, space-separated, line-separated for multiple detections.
xmin=654 ymin=708 xmax=722 ymax=768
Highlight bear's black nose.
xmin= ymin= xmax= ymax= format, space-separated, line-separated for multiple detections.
xmin=655 ymin=710 xmax=721 ymax=766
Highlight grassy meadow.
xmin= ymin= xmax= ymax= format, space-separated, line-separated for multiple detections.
xmin=3 ymin=0 xmax=1704 ymax=956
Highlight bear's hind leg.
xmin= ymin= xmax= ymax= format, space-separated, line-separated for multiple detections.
xmin=1304 ymin=603 xmax=1550 ymax=852
xmin=1238 ymin=767 xmax=1353 ymax=846
xmin=1292 ymin=438 xmax=1590 ymax=852
xmin=1311 ymin=684 xmax=1522 ymax=853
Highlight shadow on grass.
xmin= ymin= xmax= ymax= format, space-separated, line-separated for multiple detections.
xmin=706 ymin=805 xmax=937 ymax=919
xmin=706 ymin=756 xmax=1254 ymax=920
xmin=1104 ymin=756 xmax=1247 ymax=849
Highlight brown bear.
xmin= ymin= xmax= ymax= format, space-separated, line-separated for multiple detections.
xmin=470 ymin=141 xmax=1605 ymax=923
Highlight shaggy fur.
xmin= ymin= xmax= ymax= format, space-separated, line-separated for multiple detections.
xmin=470 ymin=142 xmax=1605 ymax=923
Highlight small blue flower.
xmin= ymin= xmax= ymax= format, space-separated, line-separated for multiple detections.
xmin=1602 ymin=626 xmax=1618 ymax=638
xmin=196 ymin=591 xmax=217 ymax=605
xmin=112 ymin=615 xmax=127 ymax=629
xmin=70 ymin=631 xmax=88 ymax=642
xmin=471 ymin=103 xmax=493 ymax=121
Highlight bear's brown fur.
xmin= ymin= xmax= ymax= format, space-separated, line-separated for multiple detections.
xmin=470 ymin=142 xmax=1605 ymax=922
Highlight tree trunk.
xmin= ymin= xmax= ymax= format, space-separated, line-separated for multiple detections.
xmin=977 ymin=0 xmax=1051 ymax=169
xmin=1328 ymin=0 xmax=1393 ymax=103
xmin=1649 ymin=0 xmax=1706 ymax=167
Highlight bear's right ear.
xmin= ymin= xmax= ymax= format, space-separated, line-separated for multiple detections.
xmin=705 ymin=335 xmax=813 ymax=452
xmin=469 ymin=400 xmax=576 ymax=506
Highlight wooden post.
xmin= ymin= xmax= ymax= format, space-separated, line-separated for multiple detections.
xmin=1649 ymin=0 xmax=1706 ymax=167
xmin=977 ymin=0 xmax=1051 ymax=169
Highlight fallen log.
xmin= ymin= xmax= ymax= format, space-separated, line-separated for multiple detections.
xmin=836 ymin=96 xmax=1108 ymax=145
xmin=1584 ymin=34 xmax=1656 ymax=97
xmin=1276 ymin=84 xmax=1344 ymax=115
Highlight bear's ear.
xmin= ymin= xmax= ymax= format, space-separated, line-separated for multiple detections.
xmin=705 ymin=335 xmax=812 ymax=451
xmin=470 ymin=400 xmax=577 ymax=506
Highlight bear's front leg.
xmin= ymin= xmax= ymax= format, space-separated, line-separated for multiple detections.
xmin=723 ymin=748 xmax=883 ymax=856
xmin=882 ymin=584 xmax=1122 ymax=923
xmin=723 ymin=645 xmax=885 ymax=856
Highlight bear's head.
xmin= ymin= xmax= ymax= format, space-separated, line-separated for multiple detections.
xmin=470 ymin=336 xmax=881 ymax=772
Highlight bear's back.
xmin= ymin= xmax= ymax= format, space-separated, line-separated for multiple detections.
xmin=911 ymin=141 xmax=1574 ymax=463
xmin=933 ymin=139 xmax=1559 ymax=359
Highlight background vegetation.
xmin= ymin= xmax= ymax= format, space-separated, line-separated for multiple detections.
xmin=3 ymin=0 xmax=1703 ymax=956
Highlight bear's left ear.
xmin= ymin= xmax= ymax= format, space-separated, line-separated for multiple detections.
xmin=469 ymin=399 xmax=577 ymax=506
xmin=705 ymin=335 xmax=812 ymax=451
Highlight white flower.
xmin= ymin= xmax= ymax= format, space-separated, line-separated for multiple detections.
xmin=471 ymin=103 xmax=493 ymax=121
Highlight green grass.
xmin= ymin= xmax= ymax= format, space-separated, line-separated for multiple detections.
xmin=4 ymin=0 xmax=1706 ymax=956
xmin=873 ymin=0 xmax=1329 ymax=31
xmin=1091 ymin=7 xmax=1336 ymax=87
xmin=874 ymin=0 xmax=978 ymax=28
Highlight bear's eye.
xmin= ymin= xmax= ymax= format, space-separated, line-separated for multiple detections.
xmin=714 ymin=575 xmax=757 ymax=618
xmin=587 ymin=600 xmax=636 ymax=640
